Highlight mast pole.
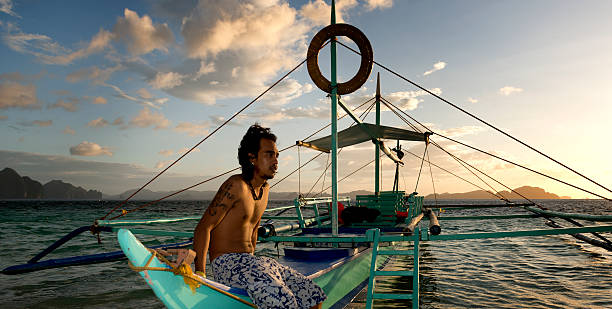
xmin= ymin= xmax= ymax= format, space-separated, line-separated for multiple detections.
xmin=330 ymin=0 xmax=339 ymax=237
xmin=375 ymin=73 xmax=381 ymax=196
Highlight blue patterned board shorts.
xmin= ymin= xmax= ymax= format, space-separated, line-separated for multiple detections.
xmin=211 ymin=253 xmax=326 ymax=309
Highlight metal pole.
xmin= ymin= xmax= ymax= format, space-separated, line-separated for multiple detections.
xmin=330 ymin=0 xmax=339 ymax=237
xmin=375 ymin=73 xmax=381 ymax=196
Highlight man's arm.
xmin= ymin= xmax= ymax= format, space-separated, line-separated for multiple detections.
xmin=193 ymin=179 xmax=237 ymax=273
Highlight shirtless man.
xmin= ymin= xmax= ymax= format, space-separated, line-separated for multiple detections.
xmin=194 ymin=124 xmax=326 ymax=309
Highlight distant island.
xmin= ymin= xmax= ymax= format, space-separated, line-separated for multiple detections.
xmin=424 ymin=186 xmax=571 ymax=200
xmin=0 ymin=167 xmax=102 ymax=200
xmin=1 ymin=166 xmax=571 ymax=201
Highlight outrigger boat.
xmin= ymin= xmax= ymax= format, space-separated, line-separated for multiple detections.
xmin=3 ymin=1 xmax=612 ymax=308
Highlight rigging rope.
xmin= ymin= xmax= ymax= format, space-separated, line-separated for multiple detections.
xmin=380 ymin=95 xmax=612 ymax=247
xmin=382 ymin=98 xmax=508 ymax=201
xmin=380 ymin=96 xmax=611 ymax=201
xmin=101 ymin=41 xmax=331 ymax=221
xmin=414 ymin=143 xmax=428 ymax=193
xmin=426 ymin=146 xmax=438 ymax=207
xmin=335 ymin=40 xmax=612 ymax=197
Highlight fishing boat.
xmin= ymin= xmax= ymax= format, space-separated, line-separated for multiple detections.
xmin=3 ymin=1 xmax=612 ymax=308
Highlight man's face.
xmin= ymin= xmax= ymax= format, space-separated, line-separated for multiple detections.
xmin=253 ymin=138 xmax=279 ymax=180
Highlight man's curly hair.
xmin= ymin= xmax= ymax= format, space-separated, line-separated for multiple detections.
xmin=238 ymin=124 xmax=277 ymax=180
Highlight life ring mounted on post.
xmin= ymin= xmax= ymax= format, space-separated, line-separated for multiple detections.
xmin=307 ymin=23 xmax=374 ymax=95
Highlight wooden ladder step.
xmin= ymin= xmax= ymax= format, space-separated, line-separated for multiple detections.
xmin=374 ymin=270 xmax=413 ymax=276
xmin=372 ymin=293 xmax=413 ymax=300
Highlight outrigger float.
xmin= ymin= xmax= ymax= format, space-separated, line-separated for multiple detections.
xmin=3 ymin=1 xmax=612 ymax=308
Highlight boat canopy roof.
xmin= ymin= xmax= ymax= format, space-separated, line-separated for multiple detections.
xmin=297 ymin=123 xmax=427 ymax=153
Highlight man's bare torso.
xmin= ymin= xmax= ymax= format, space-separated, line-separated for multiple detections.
xmin=208 ymin=175 xmax=269 ymax=261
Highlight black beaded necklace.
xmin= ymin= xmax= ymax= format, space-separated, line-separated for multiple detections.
xmin=245 ymin=177 xmax=266 ymax=200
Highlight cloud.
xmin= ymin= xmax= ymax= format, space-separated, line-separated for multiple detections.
xmin=49 ymin=97 xmax=79 ymax=112
xmin=112 ymin=8 xmax=174 ymax=55
xmin=0 ymin=80 xmax=38 ymax=109
xmin=63 ymin=125 xmax=75 ymax=135
xmin=0 ymin=115 xmax=8 ymax=120
xmin=0 ymin=0 xmax=20 ymax=18
xmin=173 ymin=121 xmax=210 ymax=136
xmin=193 ymin=60 xmax=216 ymax=80
xmin=159 ymin=149 xmax=174 ymax=157
xmin=150 ymin=71 xmax=186 ymax=89
xmin=299 ymin=0 xmax=358 ymax=26
xmin=467 ymin=97 xmax=478 ymax=103
xmin=155 ymin=160 xmax=172 ymax=169
xmin=66 ymin=65 xmax=120 ymax=84
xmin=103 ymin=83 xmax=164 ymax=108
xmin=137 ymin=88 xmax=152 ymax=99
xmin=128 ymin=107 xmax=170 ymax=129
xmin=385 ymin=88 xmax=442 ymax=110
xmin=87 ymin=117 xmax=109 ymax=128
xmin=171 ymin=0 xmax=313 ymax=104
xmin=2 ymin=22 xmax=112 ymax=65
xmin=18 ymin=119 xmax=52 ymax=127
xmin=261 ymin=79 xmax=314 ymax=106
xmin=423 ymin=61 xmax=446 ymax=76
xmin=92 ymin=96 xmax=107 ymax=104
xmin=111 ymin=117 xmax=124 ymax=126
xmin=364 ymin=0 xmax=393 ymax=10
xmin=499 ymin=86 xmax=523 ymax=96
xmin=70 ymin=141 xmax=112 ymax=156
xmin=178 ymin=147 xmax=201 ymax=154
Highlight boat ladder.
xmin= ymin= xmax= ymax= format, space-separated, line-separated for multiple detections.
xmin=365 ymin=228 xmax=420 ymax=309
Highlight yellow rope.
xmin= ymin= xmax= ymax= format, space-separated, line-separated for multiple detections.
xmin=128 ymin=249 xmax=256 ymax=308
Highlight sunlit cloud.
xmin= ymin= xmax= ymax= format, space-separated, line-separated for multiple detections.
xmin=149 ymin=71 xmax=186 ymax=89
xmin=0 ymin=115 xmax=7 ymax=120
xmin=155 ymin=160 xmax=172 ymax=169
xmin=66 ymin=65 xmax=121 ymax=84
xmin=49 ymin=97 xmax=79 ymax=112
xmin=173 ymin=121 xmax=210 ymax=137
xmin=0 ymin=0 xmax=20 ymax=18
xmin=423 ymin=61 xmax=447 ymax=76
xmin=69 ymin=141 xmax=112 ymax=156
xmin=62 ymin=125 xmax=75 ymax=135
xmin=300 ymin=0 xmax=357 ymax=26
xmin=499 ymin=86 xmax=523 ymax=96
xmin=136 ymin=88 xmax=152 ymax=99
xmin=92 ymin=96 xmax=107 ymax=104
xmin=261 ymin=79 xmax=314 ymax=106
xmin=18 ymin=119 xmax=52 ymax=127
xmin=87 ymin=117 xmax=109 ymax=128
xmin=365 ymin=0 xmax=393 ymax=10
xmin=128 ymin=107 xmax=170 ymax=129
xmin=112 ymin=8 xmax=174 ymax=55
xmin=159 ymin=149 xmax=173 ymax=157
xmin=111 ymin=117 xmax=124 ymax=126
xmin=467 ymin=97 xmax=478 ymax=103
xmin=2 ymin=22 xmax=112 ymax=65
xmin=0 ymin=80 xmax=38 ymax=109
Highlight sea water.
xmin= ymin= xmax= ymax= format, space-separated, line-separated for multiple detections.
xmin=0 ymin=200 xmax=610 ymax=308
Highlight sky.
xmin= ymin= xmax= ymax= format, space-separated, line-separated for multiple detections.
xmin=1 ymin=0 xmax=611 ymax=199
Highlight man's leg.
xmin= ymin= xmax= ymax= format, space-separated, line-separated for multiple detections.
xmin=264 ymin=257 xmax=327 ymax=309
xmin=213 ymin=254 xmax=299 ymax=309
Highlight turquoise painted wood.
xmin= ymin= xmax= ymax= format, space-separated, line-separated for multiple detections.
xmin=118 ymin=229 xmax=253 ymax=309
xmin=365 ymin=228 xmax=420 ymax=309
xmin=119 ymin=228 xmax=393 ymax=309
